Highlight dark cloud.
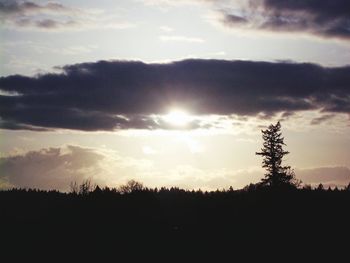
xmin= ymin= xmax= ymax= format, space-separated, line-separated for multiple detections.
xmin=13 ymin=17 xmax=77 ymax=29
xmin=34 ymin=18 xmax=56 ymax=28
xmin=0 ymin=119 xmax=50 ymax=131
xmin=222 ymin=14 xmax=248 ymax=26
xmin=310 ymin=114 xmax=336 ymax=125
xmin=280 ymin=111 xmax=295 ymax=119
xmin=0 ymin=1 xmax=67 ymax=15
xmin=219 ymin=0 xmax=350 ymax=40
xmin=0 ymin=145 xmax=105 ymax=191
xmin=0 ymin=0 xmax=76 ymax=30
xmin=34 ymin=18 xmax=77 ymax=29
xmin=0 ymin=59 xmax=350 ymax=131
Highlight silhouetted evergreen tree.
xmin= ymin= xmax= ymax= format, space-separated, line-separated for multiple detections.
xmin=317 ymin=183 xmax=324 ymax=191
xmin=346 ymin=183 xmax=350 ymax=191
xmin=256 ymin=121 xmax=299 ymax=188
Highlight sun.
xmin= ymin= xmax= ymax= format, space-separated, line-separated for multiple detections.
xmin=163 ymin=109 xmax=192 ymax=126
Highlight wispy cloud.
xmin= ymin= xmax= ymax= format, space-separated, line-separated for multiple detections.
xmin=0 ymin=1 xmax=71 ymax=15
xmin=0 ymin=0 xmax=134 ymax=31
xmin=159 ymin=35 xmax=205 ymax=43
xmin=0 ymin=0 xmax=77 ymax=30
xmin=310 ymin=114 xmax=336 ymax=125
xmin=138 ymin=0 xmax=199 ymax=7
xmin=159 ymin=25 xmax=174 ymax=32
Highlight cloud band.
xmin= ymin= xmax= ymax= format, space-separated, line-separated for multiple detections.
xmin=0 ymin=59 xmax=349 ymax=131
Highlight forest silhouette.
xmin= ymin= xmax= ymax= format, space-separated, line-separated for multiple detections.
xmin=1 ymin=122 xmax=350 ymax=261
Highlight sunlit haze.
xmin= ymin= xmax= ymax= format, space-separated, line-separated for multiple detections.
xmin=163 ymin=110 xmax=192 ymax=126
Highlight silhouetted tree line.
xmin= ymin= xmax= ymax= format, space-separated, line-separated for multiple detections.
xmin=2 ymin=180 xmax=350 ymax=261
xmin=3 ymin=178 xmax=350 ymax=197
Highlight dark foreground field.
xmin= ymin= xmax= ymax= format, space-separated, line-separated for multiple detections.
xmin=1 ymin=187 xmax=350 ymax=261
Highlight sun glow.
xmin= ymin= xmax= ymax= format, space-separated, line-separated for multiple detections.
xmin=163 ymin=110 xmax=192 ymax=126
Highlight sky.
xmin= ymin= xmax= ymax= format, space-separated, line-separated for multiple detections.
xmin=1 ymin=0 xmax=350 ymax=191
